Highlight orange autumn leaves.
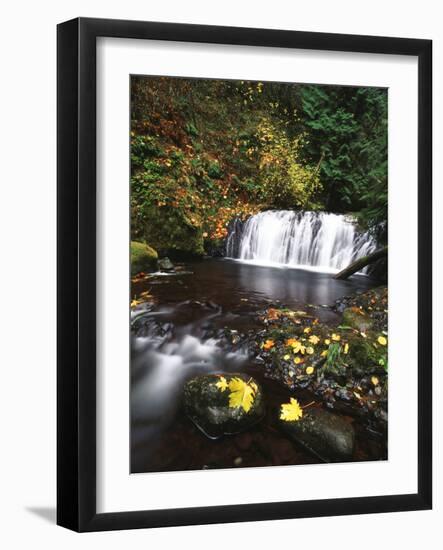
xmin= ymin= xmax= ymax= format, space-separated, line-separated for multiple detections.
xmin=261 ymin=332 xmax=322 ymax=362
xmin=262 ymin=339 xmax=275 ymax=351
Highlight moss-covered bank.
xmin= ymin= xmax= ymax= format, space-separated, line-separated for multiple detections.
xmin=130 ymin=241 xmax=158 ymax=275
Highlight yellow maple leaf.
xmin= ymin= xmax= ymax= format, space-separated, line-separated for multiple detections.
xmin=280 ymin=398 xmax=303 ymax=422
xmin=306 ymin=346 xmax=314 ymax=355
xmin=331 ymin=333 xmax=341 ymax=341
xmin=303 ymin=327 xmax=311 ymax=334
xmin=291 ymin=341 xmax=306 ymax=354
xmin=377 ymin=336 xmax=387 ymax=346
xmin=308 ymin=335 xmax=320 ymax=345
xmin=131 ymin=299 xmax=140 ymax=307
xmin=228 ymin=377 xmax=256 ymax=413
xmin=306 ymin=366 xmax=314 ymax=375
xmin=215 ymin=376 xmax=229 ymax=392
xmin=371 ymin=376 xmax=379 ymax=386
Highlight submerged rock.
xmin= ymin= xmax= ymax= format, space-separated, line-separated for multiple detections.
xmin=279 ymin=407 xmax=355 ymax=462
xmin=183 ymin=373 xmax=265 ymax=438
xmin=158 ymin=257 xmax=175 ymax=272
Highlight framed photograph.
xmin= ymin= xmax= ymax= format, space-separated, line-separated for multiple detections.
xmin=57 ymin=17 xmax=432 ymax=531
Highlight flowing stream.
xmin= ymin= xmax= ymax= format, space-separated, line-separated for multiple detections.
xmin=131 ymin=258 xmax=384 ymax=473
xmin=131 ymin=208 xmax=383 ymax=473
xmin=226 ymin=210 xmax=376 ymax=273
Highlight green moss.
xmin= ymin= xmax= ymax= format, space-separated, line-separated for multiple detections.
xmin=346 ymin=333 xmax=380 ymax=374
xmin=130 ymin=241 xmax=158 ymax=275
xmin=142 ymin=205 xmax=205 ymax=257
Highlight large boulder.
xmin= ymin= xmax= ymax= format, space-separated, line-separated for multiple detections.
xmin=279 ymin=406 xmax=355 ymax=462
xmin=183 ymin=373 xmax=265 ymax=439
xmin=130 ymin=241 xmax=158 ymax=275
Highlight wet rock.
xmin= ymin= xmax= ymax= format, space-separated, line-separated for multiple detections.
xmin=183 ymin=373 xmax=265 ymax=438
xmin=158 ymin=257 xmax=175 ymax=272
xmin=342 ymin=307 xmax=373 ymax=332
xmin=279 ymin=407 xmax=355 ymax=462
xmin=131 ymin=314 xmax=174 ymax=339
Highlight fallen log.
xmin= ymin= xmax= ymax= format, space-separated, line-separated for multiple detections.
xmin=334 ymin=246 xmax=388 ymax=280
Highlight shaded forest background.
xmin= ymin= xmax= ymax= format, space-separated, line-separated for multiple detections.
xmin=131 ymin=76 xmax=387 ymax=257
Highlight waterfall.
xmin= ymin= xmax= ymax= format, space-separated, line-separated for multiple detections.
xmin=226 ymin=210 xmax=376 ymax=273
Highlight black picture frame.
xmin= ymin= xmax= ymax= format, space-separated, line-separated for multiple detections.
xmin=57 ymin=17 xmax=432 ymax=532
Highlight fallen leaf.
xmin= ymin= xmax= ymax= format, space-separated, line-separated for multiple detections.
xmin=377 ymin=336 xmax=387 ymax=346
xmin=262 ymin=339 xmax=275 ymax=350
xmin=291 ymin=341 xmax=306 ymax=354
xmin=216 ymin=376 xmax=229 ymax=392
xmin=228 ymin=377 xmax=256 ymax=412
xmin=266 ymin=308 xmax=280 ymax=320
xmin=280 ymin=398 xmax=303 ymax=422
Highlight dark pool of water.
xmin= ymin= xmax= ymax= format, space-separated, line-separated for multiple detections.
xmin=133 ymin=258 xmax=375 ymax=320
xmin=131 ymin=259 xmax=385 ymax=473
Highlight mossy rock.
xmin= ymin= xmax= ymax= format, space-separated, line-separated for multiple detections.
xmin=143 ymin=205 xmax=204 ymax=257
xmin=130 ymin=241 xmax=158 ymax=275
xmin=183 ymin=373 xmax=265 ymax=439
xmin=346 ymin=333 xmax=381 ymax=375
xmin=342 ymin=307 xmax=373 ymax=332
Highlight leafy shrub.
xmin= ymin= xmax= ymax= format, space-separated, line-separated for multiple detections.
xmin=256 ymin=119 xmax=322 ymax=208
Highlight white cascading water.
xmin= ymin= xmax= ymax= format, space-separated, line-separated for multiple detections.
xmin=226 ymin=210 xmax=376 ymax=273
